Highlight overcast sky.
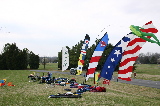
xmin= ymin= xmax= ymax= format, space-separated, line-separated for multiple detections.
xmin=0 ymin=0 xmax=160 ymax=57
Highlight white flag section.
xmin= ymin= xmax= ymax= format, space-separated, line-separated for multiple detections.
xmin=62 ymin=47 xmax=69 ymax=71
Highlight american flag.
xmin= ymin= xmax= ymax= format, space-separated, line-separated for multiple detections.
xmin=118 ymin=21 xmax=158 ymax=81
xmin=85 ymin=32 xmax=108 ymax=81
xmin=100 ymin=33 xmax=135 ymax=80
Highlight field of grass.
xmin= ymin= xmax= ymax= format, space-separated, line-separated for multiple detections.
xmin=0 ymin=70 xmax=160 ymax=106
xmin=38 ymin=63 xmax=58 ymax=70
xmin=0 ymin=64 xmax=160 ymax=105
xmin=135 ymin=64 xmax=160 ymax=75
xmin=113 ymin=64 xmax=160 ymax=81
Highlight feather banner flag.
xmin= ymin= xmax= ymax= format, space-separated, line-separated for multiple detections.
xmin=85 ymin=32 xmax=109 ymax=81
xmin=100 ymin=33 xmax=135 ymax=80
xmin=62 ymin=47 xmax=69 ymax=71
xmin=94 ymin=72 xmax=100 ymax=84
xmin=76 ymin=34 xmax=90 ymax=75
xmin=118 ymin=21 xmax=158 ymax=81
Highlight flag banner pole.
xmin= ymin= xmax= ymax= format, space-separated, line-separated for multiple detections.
xmin=85 ymin=32 xmax=109 ymax=82
xmin=118 ymin=21 xmax=158 ymax=81
xmin=100 ymin=33 xmax=135 ymax=81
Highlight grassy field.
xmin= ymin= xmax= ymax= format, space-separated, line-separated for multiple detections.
xmin=0 ymin=64 xmax=160 ymax=106
xmin=135 ymin=64 xmax=160 ymax=75
xmin=113 ymin=64 xmax=160 ymax=81
xmin=38 ymin=63 xmax=58 ymax=70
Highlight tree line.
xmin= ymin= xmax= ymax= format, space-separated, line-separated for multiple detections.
xmin=58 ymin=34 xmax=160 ymax=71
xmin=136 ymin=52 xmax=160 ymax=64
xmin=0 ymin=43 xmax=39 ymax=70
xmin=39 ymin=56 xmax=58 ymax=64
xmin=58 ymin=34 xmax=114 ymax=71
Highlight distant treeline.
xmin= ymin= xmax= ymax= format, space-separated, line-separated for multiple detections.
xmin=0 ymin=43 xmax=39 ymax=70
xmin=136 ymin=52 xmax=160 ymax=64
xmin=39 ymin=57 xmax=58 ymax=64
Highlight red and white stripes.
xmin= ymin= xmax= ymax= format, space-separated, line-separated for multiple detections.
xmin=85 ymin=51 xmax=103 ymax=81
xmin=85 ymin=33 xmax=108 ymax=81
xmin=118 ymin=21 xmax=158 ymax=81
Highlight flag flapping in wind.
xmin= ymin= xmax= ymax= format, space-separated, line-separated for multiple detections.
xmin=85 ymin=32 xmax=109 ymax=81
xmin=100 ymin=33 xmax=135 ymax=80
xmin=118 ymin=21 xmax=158 ymax=81
xmin=94 ymin=72 xmax=100 ymax=84
xmin=76 ymin=34 xmax=90 ymax=75
xmin=62 ymin=47 xmax=69 ymax=71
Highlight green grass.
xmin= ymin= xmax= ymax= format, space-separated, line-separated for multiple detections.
xmin=135 ymin=64 xmax=160 ymax=75
xmin=38 ymin=63 xmax=58 ymax=70
xmin=0 ymin=64 xmax=160 ymax=105
xmin=134 ymin=64 xmax=160 ymax=81
xmin=112 ymin=64 xmax=160 ymax=81
xmin=0 ymin=70 xmax=160 ymax=106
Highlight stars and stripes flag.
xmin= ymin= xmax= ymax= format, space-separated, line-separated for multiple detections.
xmin=118 ymin=21 xmax=158 ymax=81
xmin=62 ymin=47 xmax=69 ymax=71
xmin=76 ymin=34 xmax=90 ymax=75
xmin=85 ymin=32 xmax=109 ymax=81
xmin=100 ymin=33 xmax=135 ymax=80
